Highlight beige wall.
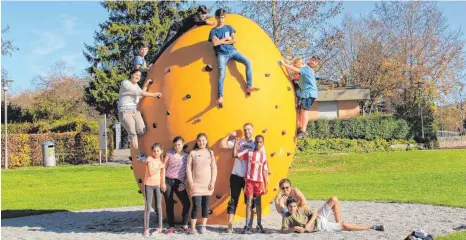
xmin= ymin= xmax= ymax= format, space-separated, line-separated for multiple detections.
xmin=305 ymin=100 xmax=360 ymax=120
xmin=338 ymin=100 xmax=360 ymax=119
xmin=307 ymin=101 xmax=319 ymax=120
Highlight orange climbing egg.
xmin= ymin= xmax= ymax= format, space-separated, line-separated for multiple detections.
xmin=132 ymin=14 xmax=297 ymax=224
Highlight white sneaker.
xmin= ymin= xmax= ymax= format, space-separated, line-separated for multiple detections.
xmin=137 ymin=155 xmax=147 ymax=162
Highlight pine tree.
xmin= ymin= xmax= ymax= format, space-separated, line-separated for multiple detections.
xmin=84 ymin=1 xmax=195 ymax=120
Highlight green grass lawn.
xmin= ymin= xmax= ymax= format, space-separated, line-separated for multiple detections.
xmin=289 ymin=149 xmax=466 ymax=208
xmin=2 ymin=149 xmax=466 ymax=228
xmin=437 ymin=231 xmax=466 ymax=240
xmin=1 ymin=165 xmax=143 ymax=218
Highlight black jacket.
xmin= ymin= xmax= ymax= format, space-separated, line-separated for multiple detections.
xmin=171 ymin=13 xmax=207 ymax=33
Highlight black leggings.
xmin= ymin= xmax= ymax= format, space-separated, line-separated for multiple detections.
xmin=191 ymin=196 xmax=211 ymax=219
xmin=227 ymin=174 xmax=255 ymax=214
xmin=162 ymin=177 xmax=191 ymax=227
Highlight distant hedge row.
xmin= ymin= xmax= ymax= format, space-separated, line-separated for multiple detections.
xmin=306 ymin=115 xmax=410 ymax=140
xmin=297 ymin=138 xmax=418 ymax=154
xmin=2 ymin=118 xmax=114 ymax=168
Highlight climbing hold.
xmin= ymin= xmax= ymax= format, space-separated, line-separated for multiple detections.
xmin=273 ymin=188 xmax=278 ymax=191
xmin=156 ymin=95 xmax=161 ymax=99
xmin=195 ymin=117 xmax=202 ymax=123
xmin=265 ymin=73 xmax=270 ymax=77
xmin=167 ymin=111 xmax=171 ymax=116
xmin=218 ymin=103 xmax=224 ymax=108
xmin=282 ymin=130 xmax=287 ymax=135
xmin=271 ymin=152 xmax=276 ymax=157
xmin=205 ymin=64 xmax=213 ymax=72
xmin=262 ymin=129 xmax=268 ymax=133
xmin=130 ymin=165 xmax=133 ymax=170
xmin=148 ymin=80 xmax=153 ymax=85
xmin=287 ymin=86 xmax=292 ymax=91
xmin=186 ymin=94 xmax=191 ymax=99
xmin=209 ymin=210 xmax=213 ymax=215
xmin=152 ymin=123 xmax=157 ymax=128
xmin=268 ymin=171 xmax=272 ymax=176
xmin=138 ymin=178 xmax=142 ymax=184
xmin=289 ymin=166 xmax=292 ymax=169
xmin=216 ymin=194 xmax=222 ymax=199
xmin=138 ymin=190 xmax=142 ymax=194
xmin=287 ymin=152 xmax=291 ymax=156
xmin=128 ymin=156 xmax=132 ymax=161
xmin=166 ymin=67 xmax=171 ymax=73
xmin=275 ymin=105 xmax=279 ymax=109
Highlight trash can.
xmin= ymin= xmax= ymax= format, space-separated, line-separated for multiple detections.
xmin=42 ymin=141 xmax=56 ymax=167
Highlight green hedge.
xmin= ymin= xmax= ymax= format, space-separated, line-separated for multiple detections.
xmin=8 ymin=118 xmax=99 ymax=134
xmin=1 ymin=131 xmax=114 ymax=168
xmin=297 ymin=138 xmax=418 ymax=154
xmin=306 ymin=115 xmax=410 ymax=140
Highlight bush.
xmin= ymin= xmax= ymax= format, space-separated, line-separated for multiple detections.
xmin=1 ymin=131 xmax=114 ymax=168
xmin=306 ymin=115 xmax=410 ymax=140
xmin=8 ymin=118 xmax=99 ymax=134
xmin=296 ymin=138 xmax=418 ymax=154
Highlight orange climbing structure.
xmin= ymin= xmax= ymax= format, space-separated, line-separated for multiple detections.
xmin=130 ymin=14 xmax=297 ymax=224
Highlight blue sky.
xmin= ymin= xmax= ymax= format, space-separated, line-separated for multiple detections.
xmin=1 ymin=1 xmax=465 ymax=94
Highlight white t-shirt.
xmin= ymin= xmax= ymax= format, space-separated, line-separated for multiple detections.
xmin=118 ymin=80 xmax=142 ymax=111
xmin=227 ymin=139 xmax=265 ymax=177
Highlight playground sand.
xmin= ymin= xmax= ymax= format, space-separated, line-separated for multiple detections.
xmin=2 ymin=200 xmax=465 ymax=240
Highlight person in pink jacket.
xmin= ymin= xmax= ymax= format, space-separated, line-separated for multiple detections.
xmin=186 ymin=133 xmax=218 ymax=234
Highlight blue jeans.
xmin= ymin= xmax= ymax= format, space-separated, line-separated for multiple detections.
xmin=217 ymin=50 xmax=253 ymax=98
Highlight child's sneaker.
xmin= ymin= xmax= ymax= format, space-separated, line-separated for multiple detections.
xmin=166 ymin=227 xmax=175 ymax=234
xmin=181 ymin=226 xmax=190 ymax=233
xmin=189 ymin=228 xmax=197 ymax=234
xmin=371 ymin=225 xmax=384 ymax=231
xmin=137 ymin=154 xmax=147 ymax=162
xmin=256 ymin=224 xmax=265 ymax=233
xmin=143 ymin=229 xmax=150 ymax=237
xmin=199 ymin=226 xmax=207 ymax=234
xmin=242 ymin=226 xmax=252 ymax=234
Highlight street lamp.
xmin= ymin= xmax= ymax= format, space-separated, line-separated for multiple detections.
xmin=2 ymin=78 xmax=14 ymax=169
xmin=416 ymin=81 xmax=425 ymax=140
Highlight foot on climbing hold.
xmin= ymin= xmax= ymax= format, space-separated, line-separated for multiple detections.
xmin=247 ymin=87 xmax=260 ymax=93
xmin=165 ymin=67 xmax=171 ymax=73
xmin=205 ymin=64 xmax=213 ymax=72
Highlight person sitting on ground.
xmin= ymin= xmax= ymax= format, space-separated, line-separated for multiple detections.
xmin=281 ymin=196 xmax=385 ymax=234
xmin=134 ymin=42 xmax=152 ymax=81
xmin=234 ymin=135 xmax=269 ymax=234
xmin=280 ymin=56 xmax=320 ymax=139
xmin=275 ymin=178 xmax=307 ymax=215
xmin=152 ymin=5 xmax=215 ymax=63
xmin=118 ymin=69 xmax=162 ymax=161
xmin=209 ymin=8 xmax=260 ymax=108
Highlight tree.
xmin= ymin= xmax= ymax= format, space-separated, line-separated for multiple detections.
xmin=238 ymin=1 xmax=343 ymax=63
xmin=84 ymin=1 xmax=195 ymax=120
xmin=9 ymin=62 xmax=95 ymax=121
xmin=1 ymin=25 xmax=19 ymax=79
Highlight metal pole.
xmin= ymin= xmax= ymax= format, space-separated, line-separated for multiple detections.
xmin=4 ymin=85 xmax=8 ymax=169
xmin=418 ymin=83 xmax=425 ymax=140
xmin=99 ymin=149 xmax=102 ymax=165
xmin=104 ymin=114 xmax=108 ymax=163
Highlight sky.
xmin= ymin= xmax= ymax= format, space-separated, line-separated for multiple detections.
xmin=1 ymin=1 xmax=465 ymax=94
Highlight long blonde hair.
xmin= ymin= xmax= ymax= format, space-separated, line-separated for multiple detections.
xmin=292 ymin=58 xmax=306 ymax=68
